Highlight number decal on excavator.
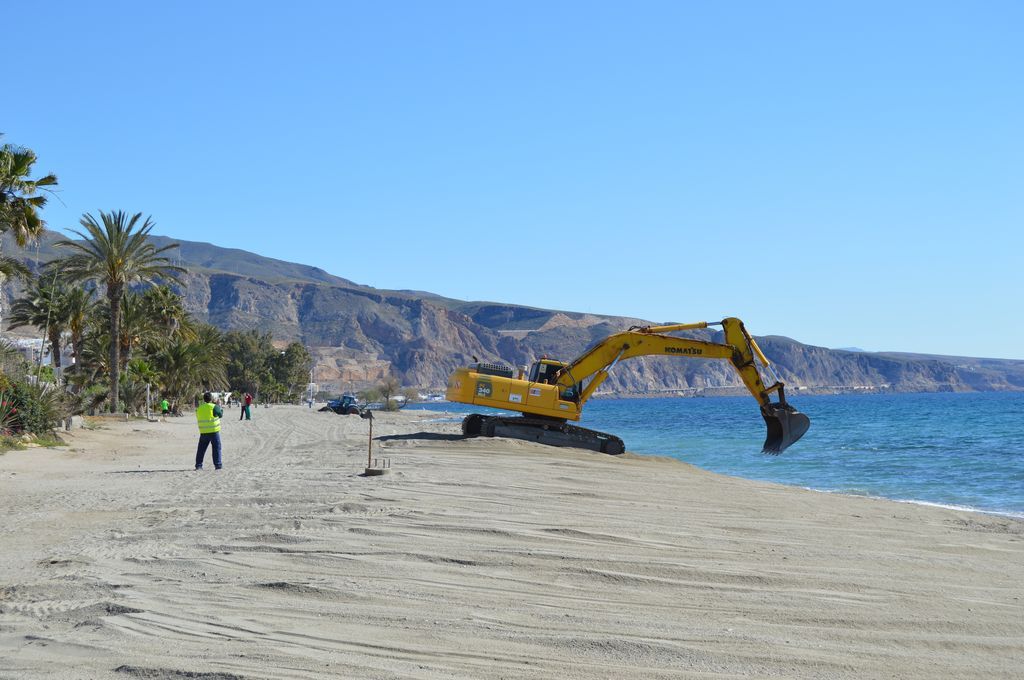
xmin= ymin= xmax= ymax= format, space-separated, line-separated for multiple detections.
xmin=476 ymin=381 xmax=492 ymax=397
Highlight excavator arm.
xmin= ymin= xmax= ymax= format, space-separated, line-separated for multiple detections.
xmin=553 ymin=317 xmax=810 ymax=453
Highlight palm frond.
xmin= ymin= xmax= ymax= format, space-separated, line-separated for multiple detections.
xmin=0 ymin=255 xmax=31 ymax=280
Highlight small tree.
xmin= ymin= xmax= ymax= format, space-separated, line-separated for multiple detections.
xmin=377 ymin=376 xmax=402 ymax=411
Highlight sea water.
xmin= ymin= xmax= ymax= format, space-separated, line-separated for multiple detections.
xmin=407 ymin=392 xmax=1024 ymax=518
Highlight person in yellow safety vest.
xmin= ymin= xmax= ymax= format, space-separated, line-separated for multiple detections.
xmin=195 ymin=391 xmax=224 ymax=470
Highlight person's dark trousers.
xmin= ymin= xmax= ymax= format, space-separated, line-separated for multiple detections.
xmin=195 ymin=432 xmax=222 ymax=469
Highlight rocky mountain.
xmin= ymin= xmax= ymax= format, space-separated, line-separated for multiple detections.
xmin=5 ymin=231 xmax=1024 ymax=395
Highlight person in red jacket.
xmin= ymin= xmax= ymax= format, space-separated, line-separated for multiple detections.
xmin=240 ymin=392 xmax=252 ymax=421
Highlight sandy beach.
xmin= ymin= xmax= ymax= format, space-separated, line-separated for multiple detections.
xmin=0 ymin=406 xmax=1021 ymax=679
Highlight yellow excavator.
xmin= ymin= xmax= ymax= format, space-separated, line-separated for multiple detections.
xmin=446 ymin=317 xmax=810 ymax=455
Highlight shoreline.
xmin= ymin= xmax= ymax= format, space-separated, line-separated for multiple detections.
xmin=808 ymin=487 xmax=1024 ymax=522
xmin=411 ymin=404 xmax=1024 ymax=521
xmin=1 ymin=406 xmax=1022 ymax=678
xmin=588 ymin=386 xmax=1024 ymax=398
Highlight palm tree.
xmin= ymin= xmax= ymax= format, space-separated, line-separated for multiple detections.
xmin=56 ymin=211 xmax=183 ymax=412
xmin=193 ymin=324 xmax=228 ymax=388
xmin=127 ymin=357 xmax=160 ymax=385
xmin=0 ymin=136 xmax=57 ymax=324
xmin=0 ymin=254 xmax=33 ymax=339
xmin=120 ymin=358 xmax=161 ymax=415
xmin=141 ymin=285 xmax=188 ymax=335
xmin=71 ymin=326 xmax=112 ymax=389
xmin=0 ymin=337 xmax=26 ymax=379
xmin=7 ymin=276 xmax=70 ymax=378
xmin=110 ymin=290 xmax=160 ymax=369
xmin=0 ymin=256 xmax=30 ymax=283
xmin=0 ymin=136 xmax=58 ymax=245
xmin=34 ymin=261 xmax=97 ymax=379
xmin=62 ymin=285 xmax=96 ymax=376
xmin=150 ymin=338 xmax=200 ymax=412
xmin=151 ymin=329 xmax=227 ymax=413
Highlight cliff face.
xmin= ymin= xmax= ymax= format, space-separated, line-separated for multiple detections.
xmin=5 ymin=232 xmax=1024 ymax=394
xmin=171 ymin=268 xmax=1024 ymax=394
xmin=176 ymin=270 xmax=536 ymax=389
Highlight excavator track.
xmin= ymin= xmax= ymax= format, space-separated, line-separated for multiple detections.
xmin=461 ymin=414 xmax=625 ymax=455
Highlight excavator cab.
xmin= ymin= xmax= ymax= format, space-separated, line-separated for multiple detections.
xmin=529 ymin=359 xmax=580 ymax=401
xmin=528 ymin=359 xmax=566 ymax=384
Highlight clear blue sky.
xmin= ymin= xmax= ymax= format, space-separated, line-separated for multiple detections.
xmin=6 ymin=1 xmax=1022 ymax=359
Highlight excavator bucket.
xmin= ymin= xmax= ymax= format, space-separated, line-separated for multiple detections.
xmin=761 ymin=404 xmax=811 ymax=454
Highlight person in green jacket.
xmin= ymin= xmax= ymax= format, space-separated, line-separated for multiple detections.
xmin=160 ymin=397 xmax=170 ymax=421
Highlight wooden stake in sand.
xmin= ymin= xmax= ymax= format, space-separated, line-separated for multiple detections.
xmin=367 ymin=412 xmax=373 ymax=467
xmin=363 ymin=409 xmax=390 ymax=476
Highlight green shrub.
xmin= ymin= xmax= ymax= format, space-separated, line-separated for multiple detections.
xmin=119 ymin=379 xmax=148 ymax=414
xmin=10 ymin=382 xmax=66 ymax=435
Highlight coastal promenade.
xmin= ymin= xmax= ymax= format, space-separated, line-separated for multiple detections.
xmin=1 ymin=407 xmax=1021 ymax=678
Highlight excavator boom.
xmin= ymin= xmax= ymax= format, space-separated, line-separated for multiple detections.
xmin=446 ymin=317 xmax=810 ymax=455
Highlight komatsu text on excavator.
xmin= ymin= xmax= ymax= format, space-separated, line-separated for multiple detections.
xmin=446 ymin=317 xmax=810 ymax=455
